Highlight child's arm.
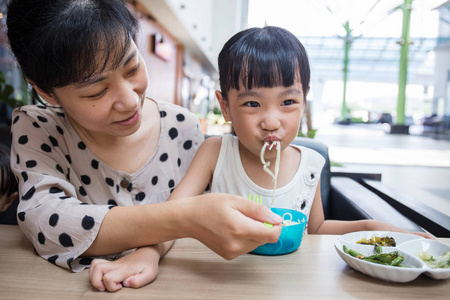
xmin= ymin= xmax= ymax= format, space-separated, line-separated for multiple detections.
xmin=168 ymin=137 xmax=222 ymax=200
xmin=307 ymin=183 xmax=434 ymax=238
xmin=89 ymin=241 xmax=174 ymax=292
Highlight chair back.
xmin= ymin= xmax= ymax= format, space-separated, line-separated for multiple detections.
xmin=291 ymin=137 xmax=331 ymax=218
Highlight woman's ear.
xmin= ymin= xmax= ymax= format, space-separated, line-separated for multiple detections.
xmin=27 ymin=80 xmax=59 ymax=106
xmin=216 ymin=90 xmax=231 ymax=122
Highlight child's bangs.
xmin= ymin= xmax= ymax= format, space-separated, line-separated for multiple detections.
xmin=227 ymin=36 xmax=300 ymax=92
xmin=237 ymin=53 xmax=299 ymax=91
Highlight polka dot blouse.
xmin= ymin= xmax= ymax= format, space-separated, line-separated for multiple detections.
xmin=10 ymin=99 xmax=204 ymax=272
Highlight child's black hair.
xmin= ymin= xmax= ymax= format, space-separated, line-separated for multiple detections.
xmin=218 ymin=26 xmax=310 ymax=100
xmin=6 ymin=0 xmax=139 ymax=103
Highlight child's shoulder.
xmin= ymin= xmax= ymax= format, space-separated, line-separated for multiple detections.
xmin=290 ymin=144 xmax=326 ymax=166
xmin=202 ymin=135 xmax=223 ymax=150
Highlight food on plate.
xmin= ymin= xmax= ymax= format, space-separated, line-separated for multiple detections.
xmin=356 ymin=236 xmax=396 ymax=247
xmin=343 ymin=245 xmax=405 ymax=267
xmin=418 ymin=251 xmax=450 ymax=269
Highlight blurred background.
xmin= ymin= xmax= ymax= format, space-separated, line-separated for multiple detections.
xmin=1 ymin=0 xmax=449 ymax=217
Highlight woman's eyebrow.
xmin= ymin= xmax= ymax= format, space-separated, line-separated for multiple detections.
xmin=75 ymin=74 xmax=107 ymax=88
xmin=123 ymin=49 xmax=137 ymax=67
xmin=75 ymin=50 xmax=138 ymax=88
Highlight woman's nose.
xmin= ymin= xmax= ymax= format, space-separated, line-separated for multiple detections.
xmin=113 ymin=84 xmax=140 ymax=111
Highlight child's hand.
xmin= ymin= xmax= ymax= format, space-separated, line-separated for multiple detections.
xmin=410 ymin=231 xmax=436 ymax=239
xmin=89 ymin=246 xmax=161 ymax=292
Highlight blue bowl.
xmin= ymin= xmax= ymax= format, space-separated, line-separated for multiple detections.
xmin=251 ymin=208 xmax=307 ymax=255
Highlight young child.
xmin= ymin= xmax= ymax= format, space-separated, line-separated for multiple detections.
xmin=169 ymin=26 xmax=432 ymax=237
xmin=92 ymin=25 xmax=431 ymax=291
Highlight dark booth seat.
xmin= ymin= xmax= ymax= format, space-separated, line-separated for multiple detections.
xmin=291 ymin=137 xmax=425 ymax=233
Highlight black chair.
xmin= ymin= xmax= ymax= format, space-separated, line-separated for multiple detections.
xmin=291 ymin=137 xmax=425 ymax=233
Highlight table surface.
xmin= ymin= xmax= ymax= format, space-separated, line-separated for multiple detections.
xmin=0 ymin=225 xmax=449 ymax=299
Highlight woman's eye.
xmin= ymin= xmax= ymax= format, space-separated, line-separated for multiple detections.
xmin=281 ymin=99 xmax=295 ymax=106
xmin=87 ymin=89 xmax=107 ymax=98
xmin=244 ymin=101 xmax=259 ymax=107
xmin=128 ymin=63 xmax=140 ymax=75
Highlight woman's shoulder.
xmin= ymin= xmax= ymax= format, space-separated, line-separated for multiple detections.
xmin=12 ymin=104 xmax=68 ymax=131
xmin=12 ymin=104 xmax=66 ymax=122
xmin=155 ymin=99 xmax=199 ymax=123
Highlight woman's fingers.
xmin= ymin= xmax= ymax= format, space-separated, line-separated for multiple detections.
xmin=182 ymin=193 xmax=282 ymax=259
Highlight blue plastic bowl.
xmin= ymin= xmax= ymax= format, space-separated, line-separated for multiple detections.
xmin=251 ymin=208 xmax=307 ymax=255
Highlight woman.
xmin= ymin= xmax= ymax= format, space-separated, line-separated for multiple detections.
xmin=6 ymin=0 xmax=282 ymax=292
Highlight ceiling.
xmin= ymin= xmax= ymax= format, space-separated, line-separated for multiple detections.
xmin=300 ymin=35 xmax=442 ymax=85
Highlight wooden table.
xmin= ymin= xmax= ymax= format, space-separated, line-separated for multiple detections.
xmin=0 ymin=225 xmax=449 ymax=299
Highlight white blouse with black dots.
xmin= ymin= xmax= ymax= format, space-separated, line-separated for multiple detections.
xmin=10 ymin=99 xmax=204 ymax=272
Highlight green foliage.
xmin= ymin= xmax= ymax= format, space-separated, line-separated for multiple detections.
xmin=330 ymin=161 xmax=343 ymax=167
xmin=350 ymin=117 xmax=366 ymax=124
xmin=212 ymin=106 xmax=222 ymax=115
xmin=297 ymin=129 xmax=317 ymax=139
xmin=0 ymin=70 xmax=24 ymax=109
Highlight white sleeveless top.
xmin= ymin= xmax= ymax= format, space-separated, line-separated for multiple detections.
xmin=211 ymin=134 xmax=325 ymax=230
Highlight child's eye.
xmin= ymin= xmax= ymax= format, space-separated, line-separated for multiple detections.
xmin=244 ymin=101 xmax=260 ymax=107
xmin=281 ymin=99 xmax=295 ymax=106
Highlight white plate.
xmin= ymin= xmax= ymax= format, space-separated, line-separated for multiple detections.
xmin=339 ymin=231 xmax=423 ymax=246
xmin=335 ymin=231 xmax=450 ymax=282
xmin=397 ymin=239 xmax=450 ymax=280
xmin=335 ymin=239 xmax=426 ymax=283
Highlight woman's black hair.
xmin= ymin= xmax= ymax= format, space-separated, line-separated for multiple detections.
xmin=218 ymin=26 xmax=310 ymax=100
xmin=0 ymin=144 xmax=17 ymax=198
xmin=6 ymin=0 xmax=139 ymax=103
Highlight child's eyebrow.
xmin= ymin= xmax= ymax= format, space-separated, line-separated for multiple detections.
xmin=237 ymin=88 xmax=302 ymax=99
xmin=279 ymin=88 xmax=302 ymax=97
xmin=236 ymin=90 xmax=261 ymax=99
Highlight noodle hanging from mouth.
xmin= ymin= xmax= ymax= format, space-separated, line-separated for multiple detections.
xmin=260 ymin=141 xmax=281 ymax=208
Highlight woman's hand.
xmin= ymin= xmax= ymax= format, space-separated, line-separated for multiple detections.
xmin=89 ymin=242 xmax=173 ymax=292
xmin=175 ymin=193 xmax=283 ymax=260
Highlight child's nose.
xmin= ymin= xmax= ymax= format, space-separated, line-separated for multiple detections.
xmin=261 ymin=113 xmax=281 ymax=131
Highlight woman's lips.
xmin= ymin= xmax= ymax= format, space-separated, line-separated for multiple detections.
xmin=116 ymin=110 xmax=140 ymax=126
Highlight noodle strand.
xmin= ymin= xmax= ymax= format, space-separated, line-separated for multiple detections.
xmin=260 ymin=141 xmax=281 ymax=208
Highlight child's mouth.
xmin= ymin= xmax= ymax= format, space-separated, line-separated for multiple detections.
xmin=264 ymin=140 xmax=280 ymax=151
